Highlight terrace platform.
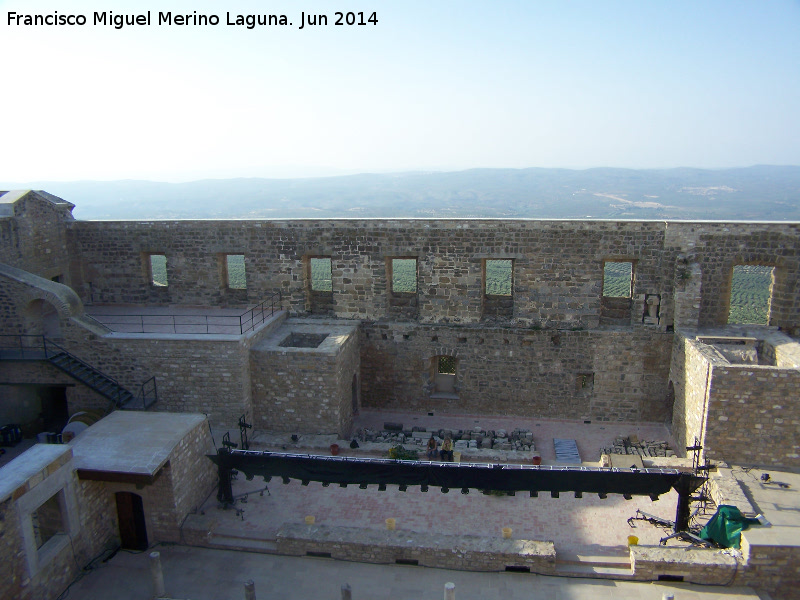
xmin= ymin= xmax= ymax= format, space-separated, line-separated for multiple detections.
xmin=85 ymin=299 xmax=280 ymax=336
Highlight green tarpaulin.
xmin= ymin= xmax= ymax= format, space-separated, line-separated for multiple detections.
xmin=700 ymin=504 xmax=761 ymax=549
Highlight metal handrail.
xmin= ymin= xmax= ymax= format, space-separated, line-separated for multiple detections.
xmin=240 ymin=292 xmax=282 ymax=334
xmin=0 ymin=335 xmax=157 ymax=409
xmin=85 ymin=291 xmax=282 ymax=335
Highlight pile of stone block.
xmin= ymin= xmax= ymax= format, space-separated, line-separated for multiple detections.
xmin=600 ymin=435 xmax=676 ymax=458
xmin=356 ymin=425 xmax=536 ymax=452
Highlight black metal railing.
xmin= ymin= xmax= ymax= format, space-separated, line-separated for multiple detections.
xmin=239 ymin=292 xmax=282 ymax=334
xmin=0 ymin=335 xmax=157 ymax=410
xmin=86 ymin=292 xmax=282 ymax=335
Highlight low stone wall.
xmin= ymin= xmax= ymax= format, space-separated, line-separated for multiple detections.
xmin=707 ymin=468 xmax=757 ymax=515
xmin=736 ymin=539 xmax=800 ymax=600
xmin=276 ymin=524 xmax=556 ymax=573
xmin=630 ymin=545 xmax=738 ymax=584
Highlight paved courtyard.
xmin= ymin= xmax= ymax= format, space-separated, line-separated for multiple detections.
xmin=64 ymin=544 xmax=762 ymax=600
xmin=187 ymin=409 xmax=703 ymax=559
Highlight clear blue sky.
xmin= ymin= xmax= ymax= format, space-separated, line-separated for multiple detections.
xmin=1 ymin=0 xmax=798 ymax=182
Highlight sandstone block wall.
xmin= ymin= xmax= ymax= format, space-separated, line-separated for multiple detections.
xmin=0 ymin=191 xmax=74 ymax=283
xmin=669 ymin=336 xmax=713 ymax=453
xmin=0 ymin=448 xmax=105 ymax=600
xmin=169 ymin=418 xmax=218 ymax=519
xmin=276 ymin=524 xmax=557 ymax=573
xmin=704 ymin=366 xmax=800 ymax=467
xmin=64 ymin=219 xmax=800 ymax=331
xmin=630 ymin=545 xmax=738 ymax=584
xmin=737 ymin=537 xmax=800 ymax=600
xmin=670 ymin=332 xmax=800 ymax=468
xmin=250 ymin=323 xmax=360 ymax=436
xmin=360 ymin=322 xmax=673 ymax=423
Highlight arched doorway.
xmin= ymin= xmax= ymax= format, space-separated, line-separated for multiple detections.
xmin=115 ymin=492 xmax=148 ymax=550
xmin=24 ymin=299 xmax=61 ymax=339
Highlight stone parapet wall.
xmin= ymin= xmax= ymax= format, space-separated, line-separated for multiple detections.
xmin=361 ymin=322 xmax=673 ymax=422
xmin=707 ymin=469 xmax=757 ymax=516
xmin=704 ymin=365 xmax=800 ymax=468
xmin=276 ymin=523 xmax=557 ymax=573
xmin=630 ymin=545 xmax=738 ymax=584
xmin=737 ymin=538 xmax=800 ymax=600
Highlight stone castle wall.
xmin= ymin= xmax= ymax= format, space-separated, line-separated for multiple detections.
xmin=250 ymin=322 xmax=360 ymax=436
xmin=704 ymin=366 xmax=800 ymax=467
xmin=670 ymin=332 xmax=800 ymax=468
xmin=0 ymin=192 xmax=74 ymax=283
xmin=63 ymin=218 xmax=800 ymax=330
xmin=669 ymin=336 xmax=713 ymax=454
xmin=360 ymin=322 xmax=673 ymax=423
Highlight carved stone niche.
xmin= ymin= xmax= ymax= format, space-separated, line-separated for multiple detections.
xmin=643 ymin=294 xmax=661 ymax=325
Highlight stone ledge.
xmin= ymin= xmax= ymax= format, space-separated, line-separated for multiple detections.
xmin=276 ymin=523 xmax=556 ymax=573
xmin=631 ymin=545 xmax=739 ymax=584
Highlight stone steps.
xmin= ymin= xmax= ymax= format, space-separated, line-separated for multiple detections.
xmin=555 ymin=554 xmax=634 ymax=579
xmin=207 ymin=532 xmax=278 ymax=553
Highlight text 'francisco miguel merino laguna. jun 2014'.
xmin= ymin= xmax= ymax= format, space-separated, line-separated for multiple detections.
xmin=6 ymin=10 xmax=379 ymax=30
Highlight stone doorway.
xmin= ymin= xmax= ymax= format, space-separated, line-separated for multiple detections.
xmin=24 ymin=299 xmax=61 ymax=339
xmin=434 ymin=355 xmax=457 ymax=395
xmin=115 ymin=492 xmax=148 ymax=551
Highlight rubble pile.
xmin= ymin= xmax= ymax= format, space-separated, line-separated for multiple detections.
xmin=600 ymin=435 xmax=676 ymax=458
xmin=356 ymin=425 xmax=536 ymax=453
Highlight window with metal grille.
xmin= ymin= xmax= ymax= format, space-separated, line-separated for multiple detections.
xmin=437 ymin=355 xmax=456 ymax=375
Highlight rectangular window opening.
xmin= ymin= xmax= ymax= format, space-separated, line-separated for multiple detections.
xmin=226 ymin=254 xmax=246 ymax=289
xmin=149 ymin=254 xmax=168 ymax=287
xmin=603 ymin=261 xmax=632 ymax=298
xmin=391 ymin=258 xmax=417 ymax=293
xmin=438 ymin=355 xmax=456 ymax=375
xmin=728 ymin=265 xmax=774 ymax=325
xmin=310 ymin=257 xmax=332 ymax=292
xmin=32 ymin=493 xmax=65 ymax=550
xmin=485 ymin=259 xmax=513 ymax=296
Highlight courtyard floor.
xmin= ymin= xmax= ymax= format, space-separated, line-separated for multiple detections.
xmin=63 ymin=544 xmax=762 ymax=600
xmin=187 ymin=409 xmax=705 ymax=560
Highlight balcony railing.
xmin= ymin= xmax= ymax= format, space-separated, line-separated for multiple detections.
xmin=88 ymin=292 xmax=282 ymax=335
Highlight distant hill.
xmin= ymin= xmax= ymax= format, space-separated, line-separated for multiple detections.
xmin=4 ymin=165 xmax=800 ymax=221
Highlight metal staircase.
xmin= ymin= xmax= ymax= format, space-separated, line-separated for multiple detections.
xmin=0 ymin=335 xmax=157 ymax=410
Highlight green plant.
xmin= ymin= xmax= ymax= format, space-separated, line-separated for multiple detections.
xmin=388 ymin=445 xmax=419 ymax=461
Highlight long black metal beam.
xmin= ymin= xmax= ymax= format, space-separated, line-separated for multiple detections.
xmin=209 ymin=449 xmax=704 ymax=520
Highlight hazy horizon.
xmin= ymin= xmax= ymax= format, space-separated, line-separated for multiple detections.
xmin=6 ymin=165 xmax=800 ymax=222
